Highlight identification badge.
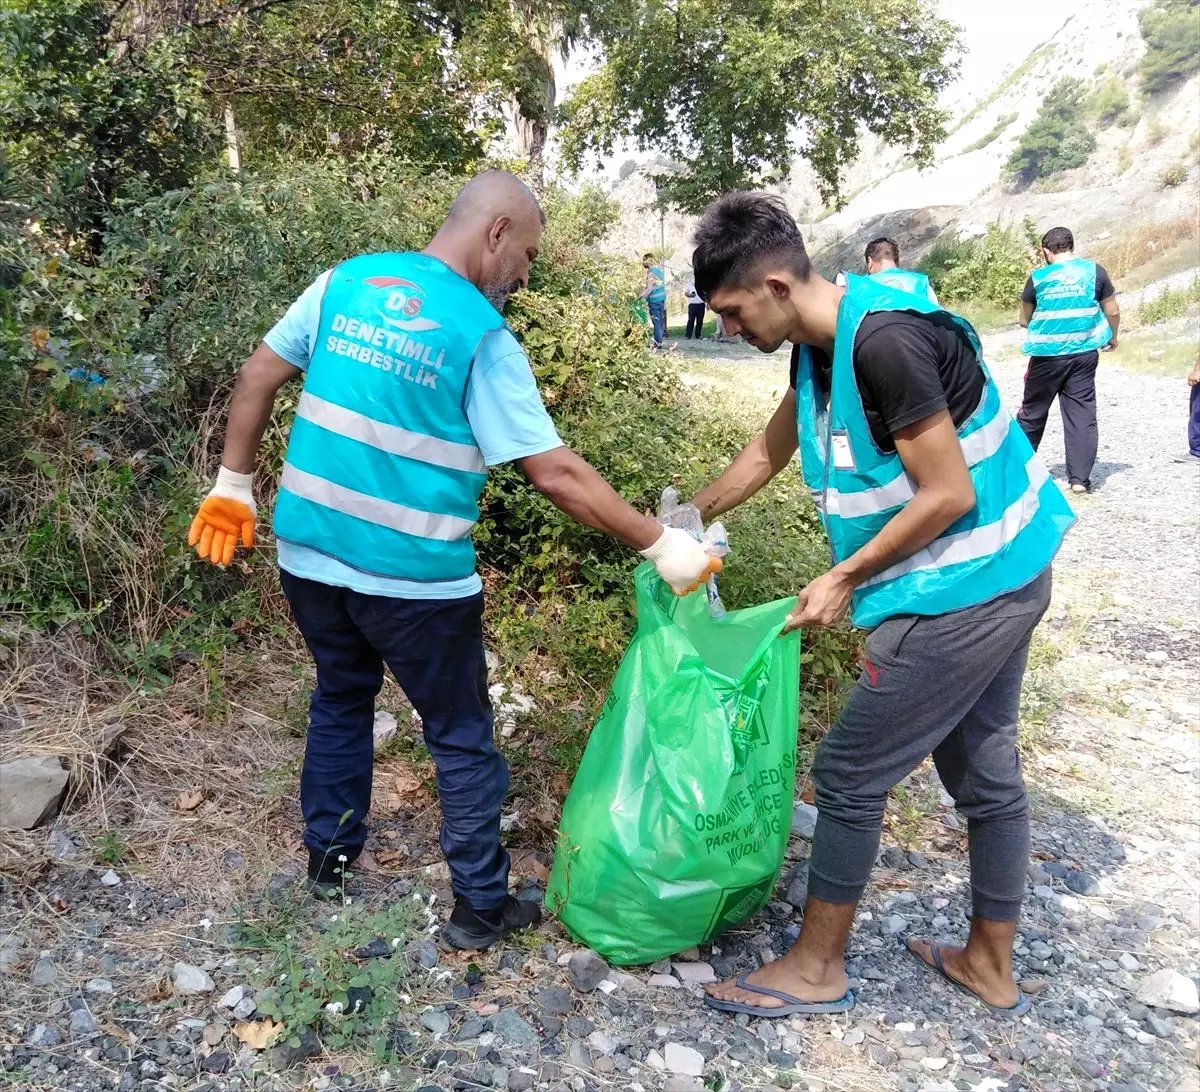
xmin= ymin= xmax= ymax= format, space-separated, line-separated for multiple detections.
xmin=831 ymin=431 xmax=856 ymax=470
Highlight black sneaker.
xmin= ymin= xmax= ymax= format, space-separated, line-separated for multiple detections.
xmin=302 ymin=847 xmax=359 ymax=900
xmin=440 ymin=895 xmax=542 ymax=950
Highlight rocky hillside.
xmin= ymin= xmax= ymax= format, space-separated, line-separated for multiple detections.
xmin=599 ymin=0 xmax=1200 ymax=282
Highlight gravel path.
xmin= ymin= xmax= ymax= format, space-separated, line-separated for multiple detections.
xmin=1 ymin=333 xmax=1198 ymax=1092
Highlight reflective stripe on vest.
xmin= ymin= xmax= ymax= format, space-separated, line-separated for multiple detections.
xmin=869 ymin=268 xmax=937 ymax=304
xmin=796 ymin=274 xmax=1074 ymax=628
xmin=273 ymin=252 xmax=502 ymax=582
xmin=1022 ymin=258 xmax=1112 ymax=356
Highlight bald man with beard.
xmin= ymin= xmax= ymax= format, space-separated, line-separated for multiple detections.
xmin=187 ymin=171 xmax=720 ymax=949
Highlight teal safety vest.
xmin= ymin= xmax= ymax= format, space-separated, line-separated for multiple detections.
xmin=1022 ymin=258 xmax=1112 ymax=357
xmin=647 ymin=265 xmax=667 ymax=304
xmin=273 ymin=252 xmax=503 ymax=582
xmin=794 ymin=275 xmax=1075 ymax=629
xmin=870 ymin=268 xmax=938 ymax=305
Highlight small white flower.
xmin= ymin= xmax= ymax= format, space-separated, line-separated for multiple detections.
xmin=325 ymin=1001 xmax=345 ymax=1015
xmin=337 ymin=854 xmax=348 ymax=863
xmin=199 ymin=918 xmax=212 ymax=930
xmin=391 ymin=937 xmax=403 ymax=948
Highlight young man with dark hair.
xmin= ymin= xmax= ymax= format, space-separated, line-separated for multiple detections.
xmin=1018 ymin=226 xmax=1120 ymax=494
xmin=864 ymin=236 xmax=938 ymax=304
xmin=689 ymin=191 xmax=1074 ymax=1020
xmin=641 ymin=252 xmax=668 ymax=348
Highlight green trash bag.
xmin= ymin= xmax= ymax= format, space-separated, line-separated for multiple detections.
xmin=545 ymin=563 xmax=800 ymax=965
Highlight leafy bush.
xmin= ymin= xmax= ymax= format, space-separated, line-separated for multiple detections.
xmin=1006 ymin=79 xmax=1096 ymax=187
xmin=963 ymin=113 xmax=1017 ymax=153
xmin=1146 ymin=116 xmax=1168 ymax=146
xmin=1139 ymin=0 xmax=1200 ymax=95
xmin=918 ymin=220 xmax=1041 ymax=307
xmin=1116 ymin=144 xmax=1133 ymax=175
xmin=617 ymin=158 xmax=639 ymax=181
xmin=1160 ymin=162 xmax=1189 ymax=188
xmin=1090 ymin=77 xmax=1133 ymax=128
xmin=1135 ymin=278 xmax=1200 ymax=325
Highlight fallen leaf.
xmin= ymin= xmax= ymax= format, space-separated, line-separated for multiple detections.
xmin=510 ymin=849 xmax=550 ymax=882
xmin=355 ymin=848 xmax=381 ymax=873
xmin=374 ymin=849 xmax=405 ymax=869
xmin=471 ymin=1001 xmax=499 ymax=1017
xmin=30 ymin=326 xmax=50 ymax=353
xmin=234 ymin=1019 xmax=282 ymax=1051
xmin=175 ymin=788 xmax=204 ymax=811
xmin=550 ymin=771 xmax=572 ymax=800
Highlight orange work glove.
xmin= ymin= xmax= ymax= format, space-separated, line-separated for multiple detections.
xmin=639 ymin=525 xmax=724 ymax=595
xmin=188 ymin=466 xmax=257 ymax=567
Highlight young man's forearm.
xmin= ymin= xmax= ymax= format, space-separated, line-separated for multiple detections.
xmin=692 ymin=435 xmax=776 ymax=520
xmin=1102 ymin=301 xmax=1120 ymax=342
xmin=834 ymin=485 xmax=973 ymax=589
xmin=221 ymin=345 xmax=302 ymax=472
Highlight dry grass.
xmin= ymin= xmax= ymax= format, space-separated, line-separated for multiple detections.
xmin=1090 ymin=214 xmax=1200 ymax=284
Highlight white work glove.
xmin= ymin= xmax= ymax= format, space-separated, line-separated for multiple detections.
xmin=187 ymin=466 xmax=257 ymax=566
xmin=640 ymin=526 xmax=724 ymax=595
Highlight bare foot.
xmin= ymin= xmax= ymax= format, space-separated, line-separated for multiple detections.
xmin=906 ymin=936 xmax=1020 ymax=1009
xmin=703 ymin=954 xmax=848 ymax=1009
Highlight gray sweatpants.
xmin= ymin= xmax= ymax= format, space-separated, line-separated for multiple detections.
xmin=808 ymin=567 xmax=1052 ymax=922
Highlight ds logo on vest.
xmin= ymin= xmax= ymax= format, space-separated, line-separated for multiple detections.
xmin=361 ymin=276 xmax=442 ymax=334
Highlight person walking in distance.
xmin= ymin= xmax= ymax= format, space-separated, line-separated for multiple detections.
xmin=684 ymin=279 xmax=707 ymax=338
xmin=185 ymin=171 xmax=720 ymax=950
xmin=642 ymin=252 xmax=668 ymax=348
xmin=1017 ymin=226 xmax=1120 ymax=495
xmin=687 ymin=192 xmax=1073 ymax=1020
xmin=864 ymin=237 xmax=939 ymax=305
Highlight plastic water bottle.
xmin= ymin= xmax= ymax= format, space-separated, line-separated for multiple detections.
xmin=657 ymin=488 xmax=729 ymax=619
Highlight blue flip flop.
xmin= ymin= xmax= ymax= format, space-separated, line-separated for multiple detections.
xmin=906 ymin=937 xmax=1032 ymax=1018
xmin=704 ymin=974 xmax=856 ymax=1018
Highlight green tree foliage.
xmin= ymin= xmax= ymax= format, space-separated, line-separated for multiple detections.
xmin=963 ymin=112 xmax=1017 ymax=153
xmin=0 ymin=0 xmax=215 ymax=245
xmin=1006 ymin=78 xmax=1096 ymax=188
xmin=1090 ymin=77 xmax=1133 ymax=128
xmin=617 ymin=158 xmax=639 ymax=181
xmin=1138 ymin=0 xmax=1200 ymax=96
xmin=559 ymin=0 xmax=960 ymax=212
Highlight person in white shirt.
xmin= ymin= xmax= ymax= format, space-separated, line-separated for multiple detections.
xmin=683 ymin=281 xmax=706 ymax=338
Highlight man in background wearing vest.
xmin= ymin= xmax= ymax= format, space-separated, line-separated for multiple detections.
xmin=186 ymin=171 xmax=720 ymax=950
xmin=1017 ymin=226 xmax=1120 ymax=495
xmin=864 ymin=237 xmax=939 ymax=305
xmin=687 ymin=193 xmax=1073 ymax=1020
xmin=641 ymin=252 xmax=668 ymax=348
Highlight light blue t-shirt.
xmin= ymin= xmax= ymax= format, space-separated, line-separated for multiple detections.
xmin=264 ymin=269 xmax=563 ymax=599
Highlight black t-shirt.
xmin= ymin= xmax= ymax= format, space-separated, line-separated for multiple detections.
xmin=789 ymin=311 xmax=986 ymax=454
xmin=1021 ymin=262 xmax=1115 ymax=305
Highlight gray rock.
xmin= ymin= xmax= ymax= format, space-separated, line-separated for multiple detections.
xmin=783 ymin=862 xmax=809 ymax=907
xmin=99 ymin=870 xmax=121 ymax=887
xmin=85 ymin=978 xmax=114 ymax=994
xmin=587 ymin=1029 xmax=617 ymax=1055
xmin=48 ymin=821 xmax=80 ymax=862
xmin=790 ymin=803 xmax=818 ymax=839
xmin=217 ymin=985 xmax=245 ymax=1009
xmin=70 ymin=1008 xmax=99 ymax=1037
xmin=171 ymin=962 xmax=215 ymax=995
xmin=420 ymin=1009 xmax=451 ymax=1036
xmin=842 ymin=1028 xmax=865 ymax=1046
xmin=1145 ymin=1012 xmax=1174 ymax=1039
xmin=568 ymin=950 xmax=608 ymax=993
xmin=1030 ymin=941 xmax=1054 ymax=960
xmin=30 ymin=954 xmax=57 ymax=987
xmin=0 ymin=756 xmax=68 ymax=829
xmin=269 ymin=1027 xmax=319 ymax=1070
xmin=508 ymin=1071 xmax=536 ymax=1092
xmin=1135 ymin=969 xmax=1199 ymax=1014
xmin=879 ymin=846 xmax=908 ymax=870
xmin=1065 ymin=871 xmax=1100 ymax=896
xmin=1027 ymin=862 xmax=1051 ymax=884
xmin=767 ymin=1049 xmax=797 ymax=1068
xmin=906 ymin=851 xmax=928 ymax=869
xmin=407 ymin=939 xmax=439 ymax=970
xmin=29 ymin=1023 xmax=62 ymax=1048
xmin=664 ymin=1042 xmax=705 ymax=1077
xmin=884 ymin=914 xmax=907 ymax=935
xmin=538 ymin=985 xmax=573 ymax=1015
xmin=1118 ymin=953 xmax=1141 ymax=972
xmin=232 ymin=997 xmax=257 ymax=1020
xmin=492 ymin=1008 xmax=539 ymax=1047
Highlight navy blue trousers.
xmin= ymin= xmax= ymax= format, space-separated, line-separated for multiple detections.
xmin=280 ymin=571 xmax=510 ymax=908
